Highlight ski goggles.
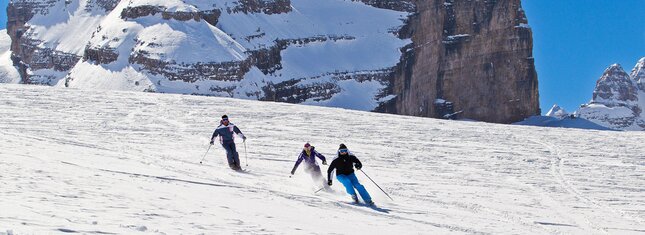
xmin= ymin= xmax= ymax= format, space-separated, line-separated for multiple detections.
xmin=339 ymin=149 xmax=348 ymax=154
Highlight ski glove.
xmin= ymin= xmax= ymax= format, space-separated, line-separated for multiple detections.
xmin=322 ymin=160 xmax=327 ymax=165
xmin=355 ymin=164 xmax=361 ymax=170
xmin=209 ymin=140 xmax=214 ymax=145
xmin=290 ymin=169 xmax=295 ymax=175
xmin=327 ymin=180 xmax=332 ymax=186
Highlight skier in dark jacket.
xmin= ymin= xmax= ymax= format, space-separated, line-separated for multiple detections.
xmin=327 ymin=144 xmax=373 ymax=205
xmin=210 ymin=115 xmax=246 ymax=170
xmin=291 ymin=143 xmax=327 ymax=187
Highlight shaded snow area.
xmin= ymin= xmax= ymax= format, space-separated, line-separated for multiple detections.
xmin=0 ymin=30 xmax=20 ymax=83
xmin=514 ymin=116 xmax=614 ymax=131
xmin=1 ymin=84 xmax=644 ymax=234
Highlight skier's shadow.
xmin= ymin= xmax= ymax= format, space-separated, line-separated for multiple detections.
xmin=368 ymin=206 xmax=391 ymax=213
xmin=341 ymin=202 xmax=391 ymax=214
xmin=98 ymin=168 xmax=244 ymax=189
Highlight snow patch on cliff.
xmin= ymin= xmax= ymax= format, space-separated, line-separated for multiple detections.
xmin=0 ymin=30 xmax=21 ymax=83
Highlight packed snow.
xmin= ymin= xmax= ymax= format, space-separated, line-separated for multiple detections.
xmin=0 ymin=84 xmax=643 ymax=234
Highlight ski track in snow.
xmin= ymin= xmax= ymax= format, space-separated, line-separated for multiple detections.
xmin=0 ymin=84 xmax=643 ymax=234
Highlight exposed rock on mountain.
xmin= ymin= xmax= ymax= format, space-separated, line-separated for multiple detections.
xmin=378 ymin=0 xmax=540 ymax=123
xmin=577 ymin=59 xmax=645 ymax=131
xmin=5 ymin=0 xmax=539 ymax=124
xmin=591 ymin=64 xmax=637 ymax=105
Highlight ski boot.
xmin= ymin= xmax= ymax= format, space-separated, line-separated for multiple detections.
xmin=351 ymin=195 xmax=359 ymax=204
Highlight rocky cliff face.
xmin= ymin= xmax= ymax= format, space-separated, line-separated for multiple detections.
xmin=377 ymin=0 xmax=539 ymax=123
xmin=577 ymin=59 xmax=645 ymax=131
xmin=5 ymin=0 xmax=539 ymax=124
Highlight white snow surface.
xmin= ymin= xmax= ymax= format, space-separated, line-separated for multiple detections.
xmin=0 ymin=30 xmax=21 ymax=83
xmin=1 ymin=84 xmax=644 ymax=234
xmin=26 ymin=0 xmax=108 ymax=55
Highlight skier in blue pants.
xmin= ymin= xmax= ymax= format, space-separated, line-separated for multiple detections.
xmin=210 ymin=115 xmax=246 ymax=170
xmin=327 ymin=144 xmax=373 ymax=205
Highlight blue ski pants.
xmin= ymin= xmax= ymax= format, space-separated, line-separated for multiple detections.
xmin=336 ymin=173 xmax=372 ymax=202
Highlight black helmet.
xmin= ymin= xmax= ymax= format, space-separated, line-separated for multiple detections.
xmin=339 ymin=143 xmax=347 ymax=150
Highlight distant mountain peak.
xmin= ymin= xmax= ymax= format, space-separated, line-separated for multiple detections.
xmin=602 ymin=64 xmax=629 ymax=79
xmin=577 ymin=58 xmax=645 ymax=131
xmin=592 ymin=63 xmax=637 ymax=105
xmin=545 ymin=104 xmax=569 ymax=119
xmin=631 ymin=57 xmax=645 ymax=90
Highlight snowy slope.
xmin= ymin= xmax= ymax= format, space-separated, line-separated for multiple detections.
xmin=0 ymin=30 xmax=20 ymax=83
xmin=0 ymin=84 xmax=644 ymax=234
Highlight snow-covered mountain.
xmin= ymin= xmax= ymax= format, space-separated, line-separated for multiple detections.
xmin=514 ymin=104 xmax=613 ymax=131
xmin=577 ymin=59 xmax=645 ymax=131
xmin=4 ymin=0 xmax=540 ymax=123
xmin=0 ymin=83 xmax=643 ymax=234
xmin=632 ymin=57 xmax=645 ymax=91
xmin=545 ymin=104 xmax=569 ymax=119
xmin=6 ymin=0 xmax=410 ymax=111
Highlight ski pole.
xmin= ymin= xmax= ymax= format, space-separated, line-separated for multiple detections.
xmin=200 ymin=145 xmax=212 ymax=164
xmin=359 ymin=169 xmax=394 ymax=201
xmin=314 ymin=187 xmax=326 ymax=194
xmin=244 ymin=141 xmax=248 ymax=166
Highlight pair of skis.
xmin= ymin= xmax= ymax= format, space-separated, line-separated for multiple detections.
xmin=314 ymin=170 xmax=394 ymax=201
xmin=200 ymin=142 xmax=249 ymax=170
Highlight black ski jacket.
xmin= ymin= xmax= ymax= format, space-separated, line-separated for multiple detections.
xmin=327 ymin=153 xmax=362 ymax=180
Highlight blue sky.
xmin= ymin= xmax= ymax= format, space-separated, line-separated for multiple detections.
xmin=522 ymin=0 xmax=645 ymax=113
xmin=0 ymin=0 xmax=7 ymax=29
xmin=0 ymin=1 xmax=643 ymax=114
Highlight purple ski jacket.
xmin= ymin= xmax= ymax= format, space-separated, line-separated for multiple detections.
xmin=291 ymin=147 xmax=326 ymax=173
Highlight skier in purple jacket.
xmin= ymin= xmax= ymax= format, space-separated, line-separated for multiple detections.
xmin=291 ymin=143 xmax=328 ymax=188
